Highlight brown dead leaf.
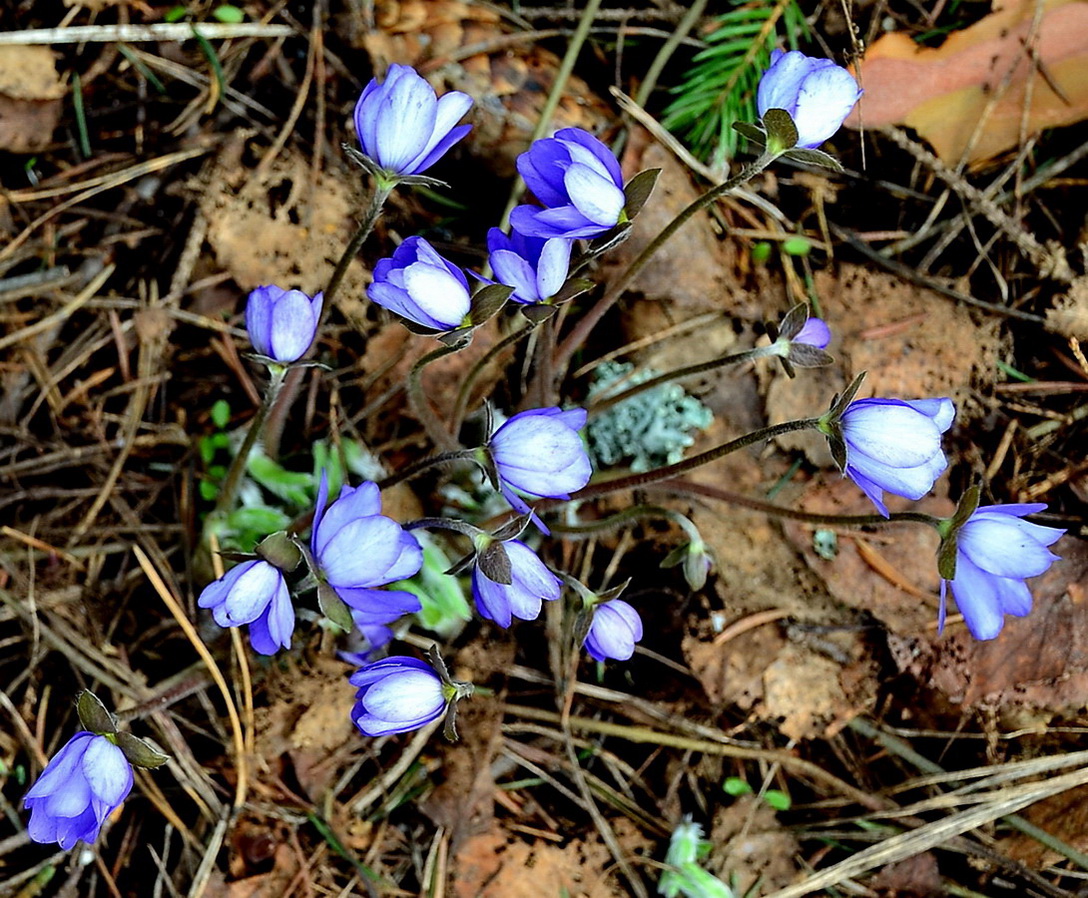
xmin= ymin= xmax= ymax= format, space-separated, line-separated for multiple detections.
xmin=846 ymin=0 xmax=1088 ymax=166
xmin=709 ymin=795 xmax=801 ymax=894
xmin=452 ymin=821 xmax=649 ymax=898
xmin=782 ymin=478 xmax=955 ymax=637
xmin=254 ymin=656 xmax=357 ymax=799
xmin=201 ymin=147 xmax=368 ymax=309
xmin=926 ymin=535 xmax=1088 ymax=712
xmin=871 ymin=852 xmax=942 ymax=896
xmin=1000 ymin=784 xmax=1088 ymax=868
xmin=359 ymin=0 xmax=615 ymax=177
xmin=0 ymin=46 xmax=65 ymax=153
xmin=202 ymin=842 xmax=300 ymax=898
xmin=601 ymin=141 xmax=738 ymax=312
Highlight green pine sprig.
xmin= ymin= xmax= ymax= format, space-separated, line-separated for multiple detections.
xmin=662 ymin=0 xmax=808 ymax=167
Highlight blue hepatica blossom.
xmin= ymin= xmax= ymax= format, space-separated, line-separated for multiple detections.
xmin=245 ymin=285 xmax=323 ymax=364
xmin=486 ymin=228 xmax=572 ymax=305
xmin=757 ymin=50 xmax=862 ymax=149
xmin=839 ymin=397 xmax=955 ymax=517
xmin=585 ymin=599 xmax=643 ymax=662
xmin=510 ymin=128 xmax=626 ymax=239
xmin=471 ymin=539 xmax=562 ymax=627
xmin=354 ymin=64 xmax=472 ymax=178
xmin=488 ymin=407 xmax=592 ymax=530
xmin=792 ymin=317 xmax=831 ymax=349
xmin=943 ymin=504 xmax=1065 ymax=641
xmin=367 ymin=236 xmax=471 ymax=332
xmin=350 ymin=656 xmax=447 ymax=736
xmin=198 ymin=559 xmax=294 ymax=655
xmin=24 ymin=732 xmax=133 ymax=849
xmin=311 ymin=475 xmax=424 ymax=625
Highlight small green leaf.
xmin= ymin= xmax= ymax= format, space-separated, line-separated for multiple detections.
xmin=783 ymin=146 xmax=844 ymax=172
xmin=622 ymin=168 xmax=661 ymax=220
xmin=722 ymin=777 xmax=753 ymax=797
xmin=199 ymin=436 xmax=216 ymax=465
xmin=782 ymin=236 xmax=810 ymax=257
xmin=210 ymin=399 xmax=231 ymax=429
xmin=764 ymin=789 xmax=791 ymax=811
xmin=115 ymin=732 xmax=170 ymax=768
xmin=750 ymin=241 xmax=772 ymax=264
xmin=199 ymin=480 xmax=218 ymax=501
xmin=77 ymin=691 xmax=117 ymax=735
xmin=212 ymin=4 xmax=245 ymax=23
xmin=164 ymin=5 xmax=188 ymax=22
xmin=762 ymin=108 xmax=799 ymax=154
xmin=318 ymin=583 xmax=355 ymax=633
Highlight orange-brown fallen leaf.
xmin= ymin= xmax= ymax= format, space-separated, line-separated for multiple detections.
xmin=845 ymin=0 xmax=1088 ymax=166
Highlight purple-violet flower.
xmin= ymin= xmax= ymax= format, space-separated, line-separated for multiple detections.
xmin=367 ymin=236 xmax=471 ymax=332
xmin=793 ymin=317 xmax=831 ymax=349
xmin=197 ymin=559 xmax=295 ymax=655
xmin=584 ymin=599 xmax=643 ymax=662
xmin=757 ymin=50 xmax=862 ymax=149
xmin=487 ymin=407 xmax=592 ymax=529
xmin=942 ymin=503 xmax=1064 ymax=640
xmin=245 ymin=285 xmax=323 ymax=364
xmin=311 ymin=475 xmax=424 ymax=625
xmin=24 ymin=732 xmax=133 ymax=849
xmin=354 ymin=64 xmax=472 ymax=179
xmin=837 ymin=397 xmax=955 ymax=517
xmin=349 ymin=656 xmax=448 ymax=736
xmin=510 ymin=128 xmax=626 ymax=239
xmin=471 ymin=539 xmax=562 ymax=627
xmin=486 ymin=228 xmax=572 ymax=305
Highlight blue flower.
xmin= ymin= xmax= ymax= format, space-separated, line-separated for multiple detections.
xmin=757 ymin=50 xmax=862 ymax=149
xmin=311 ymin=475 xmax=424 ymax=625
xmin=793 ymin=317 xmax=831 ymax=349
xmin=488 ymin=407 xmax=592 ymax=529
xmin=471 ymin=539 xmax=562 ymax=627
xmin=510 ymin=128 xmax=626 ymax=239
xmin=486 ymin=228 xmax=572 ymax=305
xmin=197 ymin=559 xmax=295 ymax=655
xmin=839 ymin=397 xmax=955 ymax=517
xmin=367 ymin=236 xmax=471 ymax=332
xmin=349 ymin=656 xmax=447 ymax=736
xmin=354 ymin=64 xmax=472 ymax=178
xmin=245 ymin=285 xmax=323 ymax=364
xmin=584 ymin=599 xmax=643 ymax=662
xmin=24 ymin=732 xmax=133 ymax=849
xmin=943 ymin=504 xmax=1065 ymax=640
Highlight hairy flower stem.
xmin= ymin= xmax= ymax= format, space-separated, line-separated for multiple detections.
xmin=575 ymin=417 xmax=819 ymax=501
xmin=449 ymin=320 xmax=537 ymax=438
xmin=212 ymin=369 xmax=286 ymax=519
xmin=376 ymin=448 xmax=477 ymax=491
xmin=550 ymin=504 xmax=699 ymax=538
xmin=588 ymin=345 xmax=777 ymax=415
xmin=668 ymin=480 xmax=943 ymax=529
xmin=410 ymin=343 xmax=465 ymax=451
xmin=262 ymin=181 xmax=393 ymax=459
xmin=549 ymin=151 xmax=776 ymax=394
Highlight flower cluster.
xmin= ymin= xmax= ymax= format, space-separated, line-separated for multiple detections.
xmin=25 ymin=50 xmax=1066 ymax=860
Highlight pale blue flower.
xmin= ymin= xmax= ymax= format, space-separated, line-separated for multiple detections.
xmin=942 ymin=504 xmax=1065 ymax=640
xmin=757 ymin=50 xmax=861 ymax=149
xmin=511 ymin=128 xmax=626 ymax=239
xmin=350 ymin=656 xmax=446 ymax=736
xmin=245 ymin=285 xmax=323 ymax=363
xmin=367 ymin=236 xmax=471 ymax=332
xmin=839 ymin=397 xmax=954 ymax=516
xmin=471 ymin=539 xmax=561 ymax=628
xmin=24 ymin=732 xmax=133 ymax=849
xmin=585 ymin=599 xmax=643 ymax=662
xmin=354 ymin=64 xmax=472 ymax=177
xmin=197 ymin=559 xmax=295 ymax=655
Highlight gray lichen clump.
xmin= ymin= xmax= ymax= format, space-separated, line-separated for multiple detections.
xmin=586 ymin=361 xmax=713 ymax=473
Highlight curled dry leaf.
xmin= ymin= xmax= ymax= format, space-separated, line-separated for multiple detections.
xmin=0 ymin=46 xmax=65 ymax=153
xmin=845 ymin=0 xmax=1088 ymax=166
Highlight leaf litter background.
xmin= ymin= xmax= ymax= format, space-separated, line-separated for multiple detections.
xmin=0 ymin=1 xmax=1087 ymax=897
